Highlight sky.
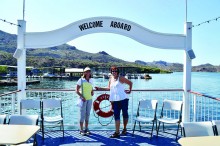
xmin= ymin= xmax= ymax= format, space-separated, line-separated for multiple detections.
xmin=0 ymin=0 xmax=220 ymax=66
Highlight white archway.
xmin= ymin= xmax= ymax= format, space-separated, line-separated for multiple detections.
xmin=14 ymin=16 xmax=195 ymax=122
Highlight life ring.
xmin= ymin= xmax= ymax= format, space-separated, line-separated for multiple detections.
xmin=93 ymin=94 xmax=114 ymax=118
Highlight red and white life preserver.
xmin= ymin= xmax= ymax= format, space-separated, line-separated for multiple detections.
xmin=93 ymin=94 xmax=114 ymax=118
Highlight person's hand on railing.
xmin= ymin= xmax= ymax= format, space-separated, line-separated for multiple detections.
xmin=95 ymin=87 xmax=110 ymax=91
xmin=125 ymin=90 xmax=131 ymax=94
xmin=95 ymin=87 xmax=99 ymax=90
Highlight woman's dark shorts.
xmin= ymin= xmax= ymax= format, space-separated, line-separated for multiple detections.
xmin=112 ymin=98 xmax=129 ymax=121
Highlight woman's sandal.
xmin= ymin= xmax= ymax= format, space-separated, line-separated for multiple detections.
xmin=121 ymin=129 xmax=127 ymax=135
xmin=110 ymin=132 xmax=120 ymax=138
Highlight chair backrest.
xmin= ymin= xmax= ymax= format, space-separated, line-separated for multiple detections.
xmin=182 ymin=121 xmax=215 ymax=137
xmin=163 ymin=100 xmax=183 ymax=111
xmin=42 ymin=98 xmax=62 ymax=108
xmin=212 ymin=120 xmax=220 ymax=135
xmin=20 ymin=99 xmax=41 ymax=115
xmin=139 ymin=99 xmax=158 ymax=110
xmin=9 ymin=115 xmax=39 ymax=125
xmin=161 ymin=99 xmax=183 ymax=121
xmin=137 ymin=99 xmax=158 ymax=119
xmin=0 ymin=115 xmax=7 ymax=124
xmin=42 ymin=98 xmax=63 ymax=117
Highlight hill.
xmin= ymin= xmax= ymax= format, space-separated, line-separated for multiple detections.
xmin=1 ymin=30 xmax=219 ymax=72
xmin=0 ymin=30 xmax=134 ymax=68
xmin=135 ymin=60 xmax=183 ymax=72
xmin=135 ymin=60 xmax=220 ymax=72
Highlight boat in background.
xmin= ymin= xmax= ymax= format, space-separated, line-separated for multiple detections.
xmin=43 ymin=73 xmax=55 ymax=78
xmin=144 ymin=74 xmax=152 ymax=80
xmin=0 ymin=78 xmax=40 ymax=86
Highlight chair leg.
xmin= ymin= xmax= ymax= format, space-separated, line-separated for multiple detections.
xmin=132 ymin=121 xmax=137 ymax=136
xmin=60 ymin=121 xmax=62 ymax=131
xmin=139 ymin=122 xmax=141 ymax=131
xmin=40 ymin=120 xmax=43 ymax=132
xmin=181 ymin=126 xmax=183 ymax=136
xmin=150 ymin=121 xmax=155 ymax=139
xmin=157 ymin=121 xmax=161 ymax=137
xmin=62 ymin=120 xmax=64 ymax=138
xmin=176 ymin=123 xmax=180 ymax=140
xmin=42 ymin=121 xmax=44 ymax=140
xmin=163 ymin=123 xmax=165 ymax=132
xmin=33 ymin=134 xmax=37 ymax=146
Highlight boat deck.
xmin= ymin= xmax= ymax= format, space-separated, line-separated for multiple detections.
xmin=35 ymin=129 xmax=181 ymax=146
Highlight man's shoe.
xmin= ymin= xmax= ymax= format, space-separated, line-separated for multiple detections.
xmin=85 ymin=129 xmax=91 ymax=135
xmin=121 ymin=129 xmax=127 ymax=135
xmin=110 ymin=132 xmax=120 ymax=138
xmin=80 ymin=130 xmax=86 ymax=136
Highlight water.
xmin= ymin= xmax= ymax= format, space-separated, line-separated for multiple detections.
xmin=1 ymin=72 xmax=220 ymax=97
xmin=1 ymin=72 xmax=220 ymax=127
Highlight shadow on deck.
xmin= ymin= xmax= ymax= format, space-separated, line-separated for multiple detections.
xmin=35 ymin=129 xmax=181 ymax=146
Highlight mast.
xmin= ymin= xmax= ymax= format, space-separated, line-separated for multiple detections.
xmin=185 ymin=0 xmax=188 ymax=22
xmin=23 ymin=0 xmax=25 ymax=20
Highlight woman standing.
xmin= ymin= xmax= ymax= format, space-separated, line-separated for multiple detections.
xmin=76 ymin=67 xmax=94 ymax=136
xmin=95 ymin=66 xmax=132 ymax=138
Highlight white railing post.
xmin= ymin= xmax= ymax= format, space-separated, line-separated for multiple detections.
xmin=11 ymin=93 xmax=16 ymax=114
xmin=193 ymin=94 xmax=197 ymax=122
xmin=131 ymin=92 xmax=133 ymax=126
xmin=0 ymin=97 xmax=1 ymax=115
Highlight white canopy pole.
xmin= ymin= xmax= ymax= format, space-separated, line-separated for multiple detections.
xmin=16 ymin=20 xmax=26 ymax=111
xmin=23 ymin=0 xmax=25 ymax=20
xmin=182 ymin=22 xmax=192 ymax=122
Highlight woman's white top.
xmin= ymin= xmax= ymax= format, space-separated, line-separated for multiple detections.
xmin=109 ymin=76 xmax=128 ymax=101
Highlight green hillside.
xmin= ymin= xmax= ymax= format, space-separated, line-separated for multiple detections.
xmin=0 ymin=30 xmax=172 ymax=73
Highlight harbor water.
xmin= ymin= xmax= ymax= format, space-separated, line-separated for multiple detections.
xmin=1 ymin=72 xmax=220 ymax=128
xmin=1 ymin=72 xmax=220 ymax=97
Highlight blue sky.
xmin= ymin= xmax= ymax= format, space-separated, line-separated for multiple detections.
xmin=1 ymin=0 xmax=220 ymax=66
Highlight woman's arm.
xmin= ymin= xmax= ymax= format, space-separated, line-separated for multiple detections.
xmin=120 ymin=76 xmax=133 ymax=94
xmin=76 ymin=85 xmax=86 ymax=101
xmin=95 ymin=79 xmax=111 ymax=91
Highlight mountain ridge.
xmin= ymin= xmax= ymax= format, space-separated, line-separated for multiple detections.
xmin=0 ymin=30 xmax=219 ymax=72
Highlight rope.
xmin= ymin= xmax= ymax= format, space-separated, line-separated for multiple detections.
xmin=93 ymin=101 xmax=114 ymax=126
xmin=0 ymin=18 xmax=21 ymax=27
xmin=98 ymin=116 xmax=114 ymax=126
xmin=189 ymin=16 xmax=220 ymax=29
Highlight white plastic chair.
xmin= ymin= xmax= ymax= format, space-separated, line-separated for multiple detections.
xmin=9 ymin=115 xmax=39 ymax=146
xmin=156 ymin=99 xmax=183 ymax=140
xmin=0 ymin=114 xmax=7 ymax=124
xmin=20 ymin=99 xmax=41 ymax=115
xmin=181 ymin=121 xmax=215 ymax=137
xmin=20 ymin=99 xmax=42 ymax=129
xmin=212 ymin=120 xmax=220 ymax=135
xmin=42 ymin=98 xmax=64 ymax=139
xmin=132 ymin=99 xmax=158 ymax=138
xmin=9 ymin=115 xmax=39 ymax=125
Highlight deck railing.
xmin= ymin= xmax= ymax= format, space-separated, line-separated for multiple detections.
xmin=188 ymin=90 xmax=220 ymax=122
xmin=0 ymin=90 xmax=20 ymax=115
xmin=1 ymin=89 xmax=220 ymax=129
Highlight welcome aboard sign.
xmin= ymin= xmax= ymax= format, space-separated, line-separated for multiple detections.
xmin=79 ymin=20 xmax=131 ymax=31
xmin=25 ymin=17 xmax=186 ymax=50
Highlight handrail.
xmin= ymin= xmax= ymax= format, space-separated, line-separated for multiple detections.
xmin=0 ymin=90 xmax=21 ymax=97
xmin=26 ymin=88 xmax=184 ymax=92
xmin=188 ymin=90 xmax=220 ymax=101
